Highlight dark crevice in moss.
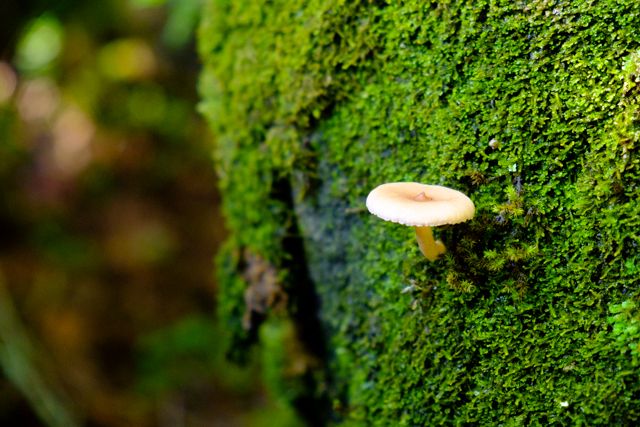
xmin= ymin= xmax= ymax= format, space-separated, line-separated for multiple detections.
xmin=272 ymin=176 xmax=332 ymax=426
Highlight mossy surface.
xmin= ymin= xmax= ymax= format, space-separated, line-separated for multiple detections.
xmin=199 ymin=0 xmax=640 ymax=424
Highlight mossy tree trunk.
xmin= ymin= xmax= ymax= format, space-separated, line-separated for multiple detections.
xmin=199 ymin=0 xmax=640 ymax=424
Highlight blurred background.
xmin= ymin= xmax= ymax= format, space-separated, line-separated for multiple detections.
xmin=0 ymin=0 xmax=300 ymax=426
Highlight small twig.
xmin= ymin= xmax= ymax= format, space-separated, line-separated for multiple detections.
xmin=0 ymin=267 xmax=82 ymax=427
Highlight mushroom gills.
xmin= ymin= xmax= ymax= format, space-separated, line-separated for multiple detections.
xmin=414 ymin=226 xmax=446 ymax=261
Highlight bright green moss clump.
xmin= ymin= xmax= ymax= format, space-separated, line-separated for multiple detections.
xmin=199 ymin=0 xmax=640 ymax=424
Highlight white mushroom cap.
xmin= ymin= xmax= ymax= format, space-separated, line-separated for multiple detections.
xmin=366 ymin=183 xmax=475 ymax=226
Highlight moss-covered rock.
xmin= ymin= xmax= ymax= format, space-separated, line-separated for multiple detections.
xmin=199 ymin=0 xmax=640 ymax=424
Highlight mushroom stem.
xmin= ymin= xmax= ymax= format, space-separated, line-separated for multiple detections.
xmin=414 ymin=226 xmax=446 ymax=261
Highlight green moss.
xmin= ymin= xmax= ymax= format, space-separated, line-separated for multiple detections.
xmin=199 ymin=0 xmax=640 ymax=424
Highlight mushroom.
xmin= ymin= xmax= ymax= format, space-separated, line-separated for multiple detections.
xmin=366 ymin=183 xmax=475 ymax=260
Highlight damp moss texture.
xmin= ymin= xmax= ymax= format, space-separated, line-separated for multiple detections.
xmin=199 ymin=0 xmax=640 ymax=425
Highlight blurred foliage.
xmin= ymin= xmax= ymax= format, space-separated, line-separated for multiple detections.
xmin=0 ymin=0 xmax=297 ymax=426
xmin=136 ymin=314 xmax=257 ymax=396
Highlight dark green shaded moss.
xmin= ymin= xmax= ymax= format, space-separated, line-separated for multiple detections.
xmin=199 ymin=0 xmax=640 ymax=424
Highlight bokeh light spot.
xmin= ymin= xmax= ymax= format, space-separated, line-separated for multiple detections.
xmin=53 ymin=106 xmax=95 ymax=175
xmin=16 ymin=15 xmax=64 ymax=72
xmin=17 ymin=78 xmax=61 ymax=122
xmin=97 ymin=39 xmax=156 ymax=81
xmin=127 ymin=84 xmax=167 ymax=126
xmin=0 ymin=62 xmax=18 ymax=105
